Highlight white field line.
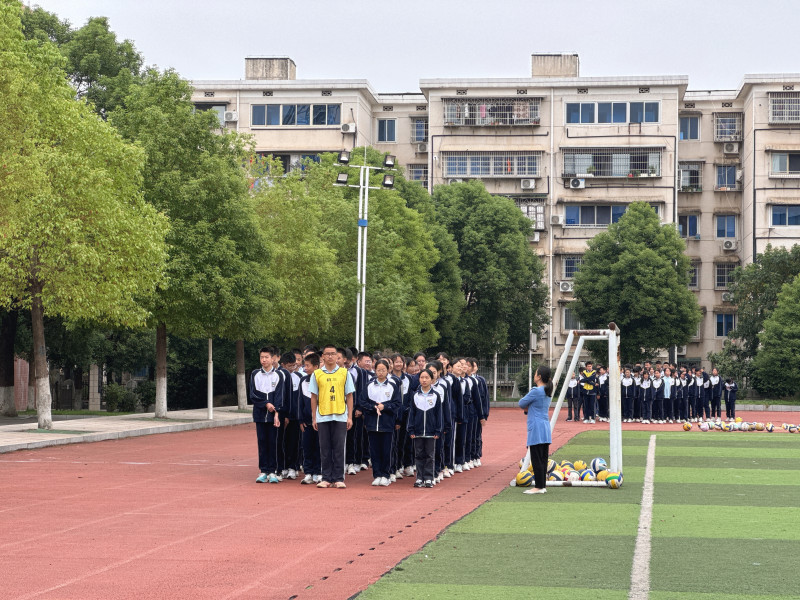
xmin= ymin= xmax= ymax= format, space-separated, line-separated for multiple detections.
xmin=629 ymin=434 xmax=657 ymax=600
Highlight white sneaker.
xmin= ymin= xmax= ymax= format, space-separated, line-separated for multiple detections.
xmin=301 ymin=474 xmax=313 ymax=485
xmin=312 ymin=474 xmax=322 ymax=483
xmin=286 ymin=469 xmax=298 ymax=480
xmin=380 ymin=477 xmax=390 ymax=486
xmin=583 ymin=419 xmax=590 ymax=424
xmin=590 ymin=419 xmax=596 ymax=424
xmin=643 ymin=419 xmax=650 ymax=424
xmin=468 ymin=460 xmax=475 ymax=469
xmin=395 ymin=469 xmax=404 ymax=479
xmin=475 ymin=459 xmax=482 ymax=467
xmin=443 ymin=468 xmax=453 ymax=478
xmin=454 ymin=464 xmax=463 ymax=473
xmin=463 ymin=462 xmax=471 ymax=471
xmin=347 ymin=464 xmax=357 ymax=475
xmin=390 ymin=474 xmax=397 ymax=483
xmin=404 ymin=466 xmax=415 ymax=477
xmin=360 ymin=463 xmax=369 ymax=471
xmin=372 ymin=477 xmax=381 ymax=486
xmin=437 ymin=473 xmax=444 ymax=483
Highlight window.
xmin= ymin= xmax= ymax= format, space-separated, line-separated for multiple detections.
xmin=195 ymin=104 xmax=226 ymax=127
xmin=715 ymin=263 xmax=737 ymax=289
xmin=771 ymin=205 xmax=800 ymax=226
xmin=688 ymin=261 xmax=699 ymax=289
xmin=378 ymin=119 xmax=396 ymax=142
xmin=679 ymin=162 xmax=703 ymax=192
xmin=251 ymin=104 xmax=339 ymax=126
xmin=562 ymin=255 xmax=583 ymax=279
xmin=716 ymin=215 xmax=736 ymax=238
xmin=769 ymin=92 xmax=800 ymax=124
xmin=715 ymin=165 xmax=738 ymax=190
xmin=562 ymin=147 xmax=662 ymax=177
xmin=565 ymin=101 xmax=659 ymax=124
xmin=511 ymin=197 xmax=546 ymax=230
xmin=678 ymin=215 xmax=698 ymax=238
xmin=411 ymin=118 xmax=428 ymax=142
xmin=680 ymin=116 xmax=699 ymax=140
xmin=770 ymin=152 xmax=800 ymax=176
xmin=441 ymin=151 xmax=542 ymax=178
xmin=407 ymin=164 xmax=428 ymax=189
xmin=716 ymin=313 xmax=735 ymax=337
xmin=564 ymin=306 xmax=582 ymax=331
xmin=713 ymin=113 xmax=743 ymax=141
xmin=443 ymin=97 xmax=541 ymax=126
xmin=564 ymin=204 xmax=627 ymax=226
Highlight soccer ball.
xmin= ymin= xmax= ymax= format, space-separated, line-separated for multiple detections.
xmin=595 ymin=470 xmax=609 ymax=481
xmin=547 ymin=459 xmax=557 ymax=474
xmin=606 ymin=472 xmax=623 ymax=489
xmin=755 ymin=422 xmax=765 ymax=431
xmin=590 ymin=458 xmax=608 ymax=473
xmin=567 ymin=470 xmax=581 ymax=482
xmin=735 ymin=417 xmax=742 ymax=423
xmin=573 ymin=460 xmax=588 ymax=471
xmin=766 ymin=423 xmax=774 ymax=432
xmin=579 ymin=469 xmax=596 ymax=481
xmin=516 ymin=471 xmax=534 ymax=487
xmin=699 ymin=422 xmax=710 ymax=432
xmin=683 ymin=422 xmax=692 ymax=431
xmin=549 ymin=470 xmax=564 ymax=482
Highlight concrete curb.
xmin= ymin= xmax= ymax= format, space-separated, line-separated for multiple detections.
xmin=0 ymin=409 xmax=252 ymax=454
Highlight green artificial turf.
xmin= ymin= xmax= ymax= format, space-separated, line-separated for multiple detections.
xmin=359 ymin=429 xmax=800 ymax=600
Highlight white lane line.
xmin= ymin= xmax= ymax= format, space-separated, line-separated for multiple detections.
xmin=629 ymin=434 xmax=657 ymax=600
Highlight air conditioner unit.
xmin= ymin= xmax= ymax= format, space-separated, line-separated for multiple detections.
xmin=677 ymin=345 xmax=687 ymax=356
xmin=559 ymin=281 xmax=574 ymax=293
xmin=550 ymin=214 xmax=564 ymax=226
xmin=223 ymin=111 xmax=238 ymax=122
xmin=416 ymin=142 xmax=428 ymax=153
xmin=723 ymin=142 xmax=739 ymax=155
xmin=736 ymin=169 xmax=744 ymax=182
xmin=569 ymin=178 xmax=586 ymax=189
xmin=341 ymin=123 xmax=357 ymax=134
xmin=722 ymin=239 xmax=738 ymax=251
xmin=528 ymin=231 xmax=540 ymax=243
xmin=520 ymin=178 xmax=536 ymax=190
xmin=721 ymin=292 xmax=734 ymax=302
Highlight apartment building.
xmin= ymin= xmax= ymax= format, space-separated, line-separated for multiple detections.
xmin=190 ymin=55 xmax=800 ymax=367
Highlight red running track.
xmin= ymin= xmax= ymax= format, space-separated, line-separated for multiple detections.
xmin=1 ymin=408 xmax=795 ymax=600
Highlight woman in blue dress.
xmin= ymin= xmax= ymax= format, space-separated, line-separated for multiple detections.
xmin=518 ymin=365 xmax=553 ymax=494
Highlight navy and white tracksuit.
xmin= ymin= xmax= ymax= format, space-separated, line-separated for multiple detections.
xmin=250 ymin=366 xmax=284 ymax=475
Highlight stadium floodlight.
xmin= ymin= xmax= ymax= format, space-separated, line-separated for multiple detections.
xmin=336 ymin=172 xmax=349 ymax=185
xmin=338 ymin=150 xmax=351 ymax=164
xmin=383 ymin=154 xmax=395 ymax=169
xmin=382 ymin=174 xmax=394 ymax=188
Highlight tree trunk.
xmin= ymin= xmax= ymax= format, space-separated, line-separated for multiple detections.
xmin=236 ymin=339 xmax=247 ymax=410
xmin=155 ymin=322 xmax=167 ymax=418
xmin=30 ymin=292 xmax=52 ymax=429
xmin=0 ymin=310 xmax=17 ymax=416
xmin=26 ymin=345 xmax=35 ymax=411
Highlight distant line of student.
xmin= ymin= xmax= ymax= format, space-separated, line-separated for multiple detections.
xmin=563 ymin=360 xmax=739 ymax=425
xmin=249 ymin=345 xmax=491 ymax=489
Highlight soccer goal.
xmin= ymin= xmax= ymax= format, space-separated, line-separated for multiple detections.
xmin=512 ymin=322 xmax=622 ymax=487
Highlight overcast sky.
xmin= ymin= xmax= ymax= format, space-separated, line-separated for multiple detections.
xmin=31 ymin=0 xmax=799 ymax=93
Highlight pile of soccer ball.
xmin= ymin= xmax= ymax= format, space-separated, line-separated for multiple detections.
xmin=515 ymin=457 xmax=622 ymax=488
xmin=681 ymin=417 xmax=790 ymax=433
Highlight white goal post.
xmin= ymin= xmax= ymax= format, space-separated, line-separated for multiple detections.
xmin=512 ymin=322 xmax=622 ymax=487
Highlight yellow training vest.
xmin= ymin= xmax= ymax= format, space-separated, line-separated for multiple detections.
xmin=314 ymin=367 xmax=348 ymax=416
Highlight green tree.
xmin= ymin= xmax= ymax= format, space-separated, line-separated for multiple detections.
xmin=0 ymin=1 xmax=169 ymax=428
xmin=109 ymin=69 xmax=275 ymax=417
xmin=751 ymin=273 xmax=800 ymax=398
xmin=432 ymin=180 xmax=547 ymax=357
xmin=20 ymin=5 xmax=71 ymax=46
xmin=572 ymin=201 xmax=701 ymax=364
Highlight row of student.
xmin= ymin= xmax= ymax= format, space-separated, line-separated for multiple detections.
xmin=249 ymin=344 xmax=490 ymax=490
xmin=564 ymin=361 xmax=739 ymax=424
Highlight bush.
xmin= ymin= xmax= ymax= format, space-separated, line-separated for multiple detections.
xmin=104 ymin=383 xmax=138 ymax=412
xmin=135 ymin=380 xmax=156 ymax=410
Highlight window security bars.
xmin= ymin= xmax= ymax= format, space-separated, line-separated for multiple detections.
xmin=562 ymin=147 xmax=662 ymax=178
xmin=679 ymin=161 xmax=703 ymax=192
xmin=443 ymin=97 xmax=541 ymax=126
xmin=713 ymin=113 xmax=743 ymax=142
xmin=769 ymin=92 xmax=800 ymax=124
xmin=442 ymin=151 xmax=543 ymax=178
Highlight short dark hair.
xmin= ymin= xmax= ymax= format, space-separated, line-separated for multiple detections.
xmin=304 ymin=353 xmax=320 ymax=368
xmin=413 ymin=352 xmax=426 ymax=360
xmin=357 ymin=351 xmax=371 ymax=361
xmin=280 ymin=352 xmax=295 ymax=365
xmin=260 ymin=346 xmax=277 ymax=356
xmin=322 ymin=343 xmax=337 ymax=353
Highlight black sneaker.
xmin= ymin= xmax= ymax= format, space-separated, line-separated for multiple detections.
xmin=424 ymin=480 xmax=433 ymax=488
xmin=414 ymin=480 xmax=423 ymax=488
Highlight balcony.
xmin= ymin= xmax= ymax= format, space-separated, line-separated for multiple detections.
xmin=443 ymin=97 xmax=541 ymax=127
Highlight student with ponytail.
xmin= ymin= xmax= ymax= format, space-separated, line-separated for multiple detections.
xmin=518 ymin=365 xmax=553 ymax=494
